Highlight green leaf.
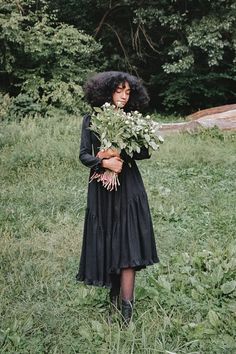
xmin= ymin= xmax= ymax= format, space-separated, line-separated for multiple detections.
xmin=227 ymin=301 xmax=236 ymax=313
xmin=221 ymin=281 xmax=236 ymax=294
xmin=149 ymin=141 xmax=158 ymax=150
xmin=227 ymin=258 xmax=236 ymax=270
xmin=221 ymin=334 xmax=236 ymax=349
xmin=144 ymin=134 xmax=150 ymax=142
xmin=78 ymin=327 xmax=91 ymax=340
xmin=91 ymin=320 xmax=104 ymax=336
xmin=22 ymin=316 xmax=34 ymax=334
xmin=158 ymin=276 xmax=171 ymax=291
xmin=208 ymin=310 xmax=220 ymax=327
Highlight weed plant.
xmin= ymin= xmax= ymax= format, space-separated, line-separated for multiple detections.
xmin=0 ymin=114 xmax=235 ymax=353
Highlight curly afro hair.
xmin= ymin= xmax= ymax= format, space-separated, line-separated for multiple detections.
xmin=84 ymin=71 xmax=150 ymax=112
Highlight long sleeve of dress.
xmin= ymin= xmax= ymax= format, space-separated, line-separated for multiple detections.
xmin=120 ymin=146 xmax=151 ymax=162
xmin=79 ymin=114 xmax=104 ymax=173
xmin=132 ymin=146 xmax=151 ymax=160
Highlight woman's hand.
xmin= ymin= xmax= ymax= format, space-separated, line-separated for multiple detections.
xmin=102 ymin=156 xmax=123 ymax=173
xmin=97 ymin=148 xmax=120 ymax=159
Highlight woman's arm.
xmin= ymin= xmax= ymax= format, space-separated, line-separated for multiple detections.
xmin=101 ymin=156 xmax=123 ymax=173
xmin=79 ymin=114 xmax=104 ymax=172
xmin=97 ymin=148 xmax=120 ymax=159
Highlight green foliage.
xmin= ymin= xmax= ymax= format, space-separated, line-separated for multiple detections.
xmin=90 ymin=104 xmax=163 ymax=153
xmin=2 ymin=1 xmax=236 ymax=115
xmin=133 ymin=1 xmax=236 ymax=112
xmin=151 ymin=69 xmax=236 ymax=113
xmin=136 ymin=244 xmax=236 ymax=353
xmin=0 ymin=114 xmax=236 ymax=352
xmin=7 ymin=94 xmax=43 ymax=120
xmin=0 ymin=92 xmax=11 ymax=121
xmin=48 ymin=0 xmax=236 ymax=114
xmin=0 ymin=0 xmax=102 ymax=118
xmin=189 ymin=126 xmax=226 ymax=141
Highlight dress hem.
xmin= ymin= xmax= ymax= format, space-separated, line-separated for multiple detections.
xmin=76 ymin=258 xmax=160 ymax=288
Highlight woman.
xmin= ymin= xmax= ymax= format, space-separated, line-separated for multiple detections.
xmin=76 ymin=71 xmax=159 ymax=325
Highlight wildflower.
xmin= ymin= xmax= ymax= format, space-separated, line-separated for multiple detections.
xmin=103 ymin=102 xmax=111 ymax=108
xmin=89 ymin=105 xmax=163 ymax=191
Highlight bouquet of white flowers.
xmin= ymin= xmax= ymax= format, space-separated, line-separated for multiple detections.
xmin=89 ymin=102 xmax=164 ymax=191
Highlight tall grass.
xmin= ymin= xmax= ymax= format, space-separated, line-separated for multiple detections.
xmin=0 ymin=115 xmax=235 ymax=353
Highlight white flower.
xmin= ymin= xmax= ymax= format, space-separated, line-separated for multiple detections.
xmin=103 ymin=102 xmax=111 ymax=108
xmin=117 ymin=101 xmax=124 ymax=108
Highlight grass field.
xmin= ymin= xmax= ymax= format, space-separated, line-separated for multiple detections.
xmin=0 ymin=114 xmax=236 ymax=353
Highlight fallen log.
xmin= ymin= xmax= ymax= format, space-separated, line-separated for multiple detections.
xmin=159 ymin=104 xmax=236 ymax=134
xmin=186 ymin=104 xmax=236 ymax=121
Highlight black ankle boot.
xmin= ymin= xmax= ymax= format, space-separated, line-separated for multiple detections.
xmin=109 ymin=274 xmax=121 ymax=311
xmin=109 ymin=292 xmax=120 ymax=310
xmin=121 ymin=299 xmax=133 ymax=326
xmin=108 ymin=291 xmax=120 ymax=324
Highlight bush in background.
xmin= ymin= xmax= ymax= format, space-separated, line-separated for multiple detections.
xmin=0 ymin=0 xmax=102 ymax=119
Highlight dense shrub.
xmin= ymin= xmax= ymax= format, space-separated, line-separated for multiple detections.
xmin=0 ymin=0 xmax=102 ymax=119
xmin=49 ymin=0 xmax=236 ymax=114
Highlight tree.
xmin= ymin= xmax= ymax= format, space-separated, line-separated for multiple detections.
xmin=0 ymin=0 xmax=103 ymax=118
xmin=48 ymin=0 xmax=236 ymax=114
xmin=2 ymin=1 xmax=236 ymax=115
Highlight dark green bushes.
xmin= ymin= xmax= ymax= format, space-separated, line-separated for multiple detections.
xmin=0 ymin=0 xmax=102 ymax=120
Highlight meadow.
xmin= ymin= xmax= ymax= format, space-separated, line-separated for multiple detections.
xmin=0 ymin=114 xmax=235 ymax=354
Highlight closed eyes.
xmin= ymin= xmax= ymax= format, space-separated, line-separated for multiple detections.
xmin=116 ymin=89 xmax=131 ymax=94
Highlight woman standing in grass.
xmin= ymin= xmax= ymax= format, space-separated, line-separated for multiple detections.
xmin=76 ymin=71 xmax=159 ymax=325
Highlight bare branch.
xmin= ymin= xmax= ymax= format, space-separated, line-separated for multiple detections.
xmin=15 ymin=0 xmax=24 ymax=15
xmin=132 ymin=24 xmax=143 ymax=58
xmin=140 ymin=24 xmax=161 ymax=54
xmin=95 ymin=5 xmax=129 ymax=38
xmin=103 ymin=22 xmax=133 ymax=72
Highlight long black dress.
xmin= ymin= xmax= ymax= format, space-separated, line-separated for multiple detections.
xmin=76 ymin=114 xmax=159 ymax=287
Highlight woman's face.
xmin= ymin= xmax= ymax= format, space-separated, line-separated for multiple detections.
xmin=112 ymin=81 xmax=131 ymax=108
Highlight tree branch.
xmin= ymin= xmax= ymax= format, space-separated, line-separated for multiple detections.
xmin=15 ymin=0 xmax=24 ymax=15
xmin=103 ymin=22 xmax=133 ymax=71
xmin=140 ymin=24 xmax=160 ymax=54
xmin=95 ymin=5 xmax=129 ymax=37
